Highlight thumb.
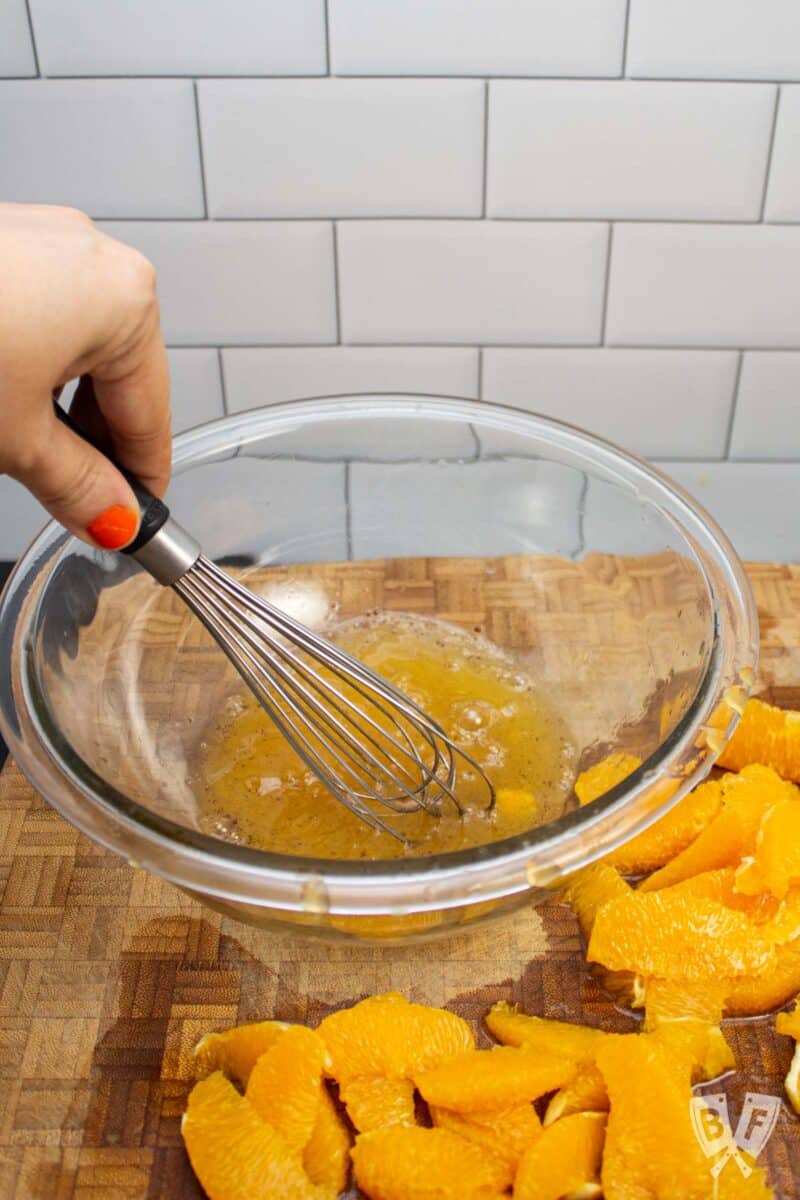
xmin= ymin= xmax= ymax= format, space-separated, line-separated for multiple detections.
xmin=14 ymin=402 xmax=142 ymax=550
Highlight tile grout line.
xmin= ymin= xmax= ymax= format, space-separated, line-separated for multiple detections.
xmin=481 ymin=80 xmax=490 ymax=218
xmin=217 ymin=348 xmax=229 ymax=415
xmin=88 ymin=216 xmax=800 ymax=226
xmin=620 ymin=0 xmax=632 ymax=77
xmin=22 ymin=0 xmax=40 ymax=76
xmin=332 ymin=222 xmax=342 ymax=344
xmin=323 ymin=0 xmax=331 ymax=75
xmin=2 ymin=72 xmax=795 ymax=83
xmin=192 ymin=80 xmax=209 ymax=218
xmin=759 ymin=85 xmax=781 ymax=221
xmin=599 ymin=223 xmax=614 ymax=345
xmin=723 ymin=350 xmax=745 ymax=459
xmin=477 ymin=347 xmax=484 ymax=399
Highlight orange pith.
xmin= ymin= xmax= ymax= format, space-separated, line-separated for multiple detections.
xmin=718 ymin=695 xmax=800 ymax=780
xmin=514 ymin=1111 xmax=606 ymax=1200
xmin=351 ymin=1125 xmax=509 ymax=1200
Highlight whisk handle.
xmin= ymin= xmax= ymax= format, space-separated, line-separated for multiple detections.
xmin=53 ymin=397 xmax=170 ymax=553
xmin=53 ymin=393 xmax=200 ymax=585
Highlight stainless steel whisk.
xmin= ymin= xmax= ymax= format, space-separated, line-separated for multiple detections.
xmin=55 ymin=401 xmax=494 ymax=841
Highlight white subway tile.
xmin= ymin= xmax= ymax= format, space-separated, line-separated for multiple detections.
xmin=167 ymin=459 xmax=348 ymax=564
xmin=29 ymin=0 xmax=326 ymax=76
xmin=0 ymin=477 xmax=48 ymax=559
xmin=606 ymin=225 xmax=800 ymax=348
xmin=349 ymin=460 xmax=584 ymax=560
xmin=655 ymin=461 xmax=800 ymax=561
xmin=765 ymin=87 xmax=800 ymax=221
xmin=338 ymin=221 xmax=607 ymax=345
xmin=222 ymin=347 xmax=478 ymax=412
xmin=0 ymin=0 xmax=36 ymax=76
xmin=167 ymin=350 xmax=224 ymax=433
xmin=330 ymin=0 xmax=626 ymax=77
xmin=482 ymin=349 xmax=737 ymax=457
xmin=627 ymin=0 xmax=800 ymax=81
xmin=99 ymin=223 xmax=336 ymax=346
xmin=730 ymin=353 xmax=800 ymax=460
xmin=488 ymin=81 xmax=775 ymax=220
xmin=199 ymin=80 xmax=484 ymax=219
xmin=0 ymin=81 xmax=203 ymax=218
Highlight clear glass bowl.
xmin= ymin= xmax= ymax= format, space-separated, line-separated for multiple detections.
xmin=0 ymin=395 xmax=758 ymax=940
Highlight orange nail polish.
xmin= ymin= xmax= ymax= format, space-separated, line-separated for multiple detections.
xmin=87 ymin=505 xmax=139 ymax=550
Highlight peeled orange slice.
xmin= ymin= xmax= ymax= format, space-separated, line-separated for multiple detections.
xmin=640 ymin=765 xmax=791 ymax=893
xmin=484 ymin=1002 xmax=606 ymax=1061
xmin=575 ymin=753 xmax=642 ymax=805
xmin=596 ymin=1035 xmax=711 ymax=1200
xmin=734 ymin=793 xmax=800 ymax=899
xmin=351 ymin=1125 xmax=509 ymax=1200
xmin=718 ymin=696 xmax=800 ymax=781
xmin=318 ymin=993 xmax=473 ymax=1084
xmin=181 ymin=1072 xmax=328 ymax=1200
xmin=193 ymin=1020 xmax=291 ymax=1088
xmin=302 ymin=1086 xmax=352 ymax=1195
xmin=543 ymin=1062 xmax=609 ymax=1126
xmin=415 ymin=1047 xmax=576 ymax=1113
xmin=642 ymin=975 xmax=728 ymax=1026
xmin=514 ymin=1111 xmax=606 ymax=1200
xmin=725 ymin=937 xmax=800 ymax=1016
xmin=589 ymin=890 xmax=775 ymax=982
xmin=776 ymin=1000 xmax=800 ymax=1115
xmin=561 ymin=863 xmax=632 ymax=942
xmin=244 ymin=1025 xmax=328 ymax=1154
xmin=429 ymin=1104 xmax=541 ymax=1190
xmin=339 ymin=1076 xmax=416 ymax=1133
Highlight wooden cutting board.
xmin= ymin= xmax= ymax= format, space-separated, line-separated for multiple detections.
xmin=1 ymin=560 xmax=800 ymax=1198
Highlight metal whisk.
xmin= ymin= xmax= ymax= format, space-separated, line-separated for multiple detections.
xmin=55 ymin=402 xmax=494 ymax=841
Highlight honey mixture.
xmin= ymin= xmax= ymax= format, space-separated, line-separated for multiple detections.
xmin=196 ymin=612 xmax=575 ymax=859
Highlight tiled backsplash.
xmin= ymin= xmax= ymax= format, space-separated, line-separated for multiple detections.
xmin=2 ymin=0 xmax=800 ymax=561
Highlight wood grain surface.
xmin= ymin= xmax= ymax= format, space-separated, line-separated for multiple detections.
xmin=1 ymin=559 xmax=799 ymax=1198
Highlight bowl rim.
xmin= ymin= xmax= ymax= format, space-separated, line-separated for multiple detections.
xmin=0 ymin=393 xmax=759 ymax=916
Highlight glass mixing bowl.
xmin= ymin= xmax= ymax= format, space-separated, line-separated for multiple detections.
xmin=0 ymin=395 xmax=758 ymax=940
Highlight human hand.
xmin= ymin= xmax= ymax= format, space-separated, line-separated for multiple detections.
xmin=0 ymin=203 xmax=170 ymax=550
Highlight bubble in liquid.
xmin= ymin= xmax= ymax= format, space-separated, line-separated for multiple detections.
xmin=450 ymin=699 xmax=498 ymax=734
xmin=211 ymin=814 xmax=243 ymax=844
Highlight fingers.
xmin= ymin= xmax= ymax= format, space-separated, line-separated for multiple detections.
xmin=13 ymin=399 xmax=142 ymax=549
xmin=90 ymin=282 xmax=172 ymax=501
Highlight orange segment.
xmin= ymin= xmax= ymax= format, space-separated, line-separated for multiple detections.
xmin=575 ymin=753 xmax=642 ymax=805
xmin=718 ymin=695 xmax=800 ymax=781
xmin=716 ymin=1159 xmax=777 ymax=1199
xmin=561 ymin=863 xmax=633 ymax=942
xmin=429 ymin=1104 xmax=541 ymax=1190
xmin=589 ymin=890 xmax=775 ymax=981
xmin=318 ymin=993 xmax=473 ymax=1084
xmin=735 ymin=793 xmax=800 ymax=898
xmin=776 ymin=1000 xmax=800 ymax=1116
xmin=245 ymin=1025 xmax=328 ymax=1154
xmin=415 ymin=1047 xmax=576 ymax=1113
xmin=649 ymin=1019 xmax=735 ymax=1083
xmin=640 ymin=765 xmax=791 ymax=893
xmin=484 ymin=1002 xmax=606 ymax=1060
xmin=193 ymin=1020 xmax=291 ymax=1088
xmin=302 ymin=1086 xmax=352 ymax=1195
xmin=643 ymin=976 xmax=728 ymax=1025
xmin=514 ymin=1111 xmax=606 ymax=1200
xmin=603 ymin=778 xmax=724 ymax=876
xmin=340 ymin=1076 xmax=416 ymax=1133
xmin=181 ymin=1072 xmax=327 ymax=1200
xmin=724 ymin=938 xmax=800 ymax=1016
xmin=759 ymin=887 xmax=800 ymax=944
xmin=666 ymin=868 xmax=780 ymax=923
xmin=543 ymin=1063 xmax=609 ymax=1126
xmin=596 ymin=1035 xmax=711 ymax=1200
xmin=351 ymin=1125 xmax=509 ymax=1200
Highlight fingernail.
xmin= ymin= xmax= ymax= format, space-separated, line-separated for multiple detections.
xmin=87 ymin=505 xmax=139 ymax=550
